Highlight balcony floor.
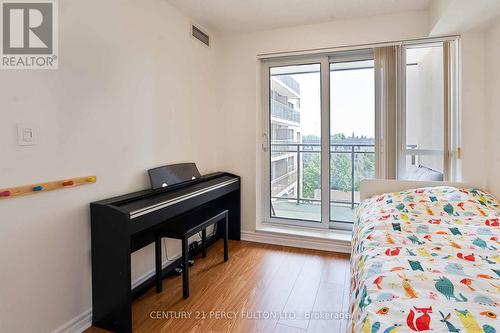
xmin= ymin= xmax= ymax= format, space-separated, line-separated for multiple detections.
xmin=272 ymin=200 xmax=356 ymax=223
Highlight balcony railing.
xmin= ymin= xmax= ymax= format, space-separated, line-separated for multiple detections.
xmin=271 ymin=99 xmax=300 ymax=124
xmin=271 ymin=169 xmax=297 ymax=196
xmin=274 ymin=75 xmax=300 ymax=95
xmin=270 ymin=143 xmax=375 ymax=215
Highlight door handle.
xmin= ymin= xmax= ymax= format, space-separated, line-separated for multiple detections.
xmin=262 ymin=133 xmax=269 ymax=152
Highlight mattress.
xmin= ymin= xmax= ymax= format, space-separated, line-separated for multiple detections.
xmin=350 ymin=186 xmax=500 ymax=333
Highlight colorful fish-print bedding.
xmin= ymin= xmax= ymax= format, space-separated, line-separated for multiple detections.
xmin=349 ymin=186 xmax=500 ymax=333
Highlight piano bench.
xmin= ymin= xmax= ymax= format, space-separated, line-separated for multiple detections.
xmin=154 ymin=209 xmax=229 ymax=299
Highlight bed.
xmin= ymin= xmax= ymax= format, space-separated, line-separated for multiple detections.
xmin=349 ymin=179 xmax=500 ymax=333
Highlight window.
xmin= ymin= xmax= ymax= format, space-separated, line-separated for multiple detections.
xmin=261 ymin=38 xmax=460 ymax=230
xmin=330 ymin=59 xmax=375 ymax=224
xmin=398 ymin=42 xmax=452 ymax=181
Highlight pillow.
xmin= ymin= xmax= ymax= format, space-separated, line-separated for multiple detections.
xmin=404 ymin=165 xmax=443 ymax=181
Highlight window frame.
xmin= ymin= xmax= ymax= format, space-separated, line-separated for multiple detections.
xmin=261 ymin=51 xmax=377 ymax=231
xmin=396 ymin=39 xmax=460 ymax=181
xmin=261 ymin=56 xmax=330 ymax=229
xmin=259 ymin=36 xmax=461 ymax=231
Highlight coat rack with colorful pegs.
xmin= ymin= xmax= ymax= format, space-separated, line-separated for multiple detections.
xmin=0 ymin=176 xmax=97 ymax=200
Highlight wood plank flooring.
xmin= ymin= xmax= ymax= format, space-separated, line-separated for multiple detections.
xmin=86 ymin=240 xmax=351 ymax=333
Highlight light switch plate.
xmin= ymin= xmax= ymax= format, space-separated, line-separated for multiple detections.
xmin=17 ymin=123 xmax=37 ymax=146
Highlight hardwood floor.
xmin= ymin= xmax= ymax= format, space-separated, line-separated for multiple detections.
xmin=86 ymin=240 xmax=351 ymax=333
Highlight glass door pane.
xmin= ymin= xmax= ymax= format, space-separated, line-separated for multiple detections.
xmin=329 ymin=60 xmax=375 ymax=224
xmin=269 ymin=64 xmax=322 ymax=222
xmin=401 ymin=44 xmax=445 ymax=181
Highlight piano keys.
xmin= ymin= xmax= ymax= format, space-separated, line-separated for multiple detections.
xmin=90 ymin=170 xmax=240 ymax=333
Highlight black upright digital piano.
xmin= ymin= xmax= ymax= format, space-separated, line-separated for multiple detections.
xmin=90 ymin=166 xmax=240 ymax=332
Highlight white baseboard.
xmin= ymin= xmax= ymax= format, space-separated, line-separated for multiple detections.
xmin=132 ymin=252 xmax=181 ymax=289
xmin=51 ymin=309 xmax=92 ymax=333
xmin=51 ymin=254 xmax=181 ymax=333
xmin=241 ymin=229 xmax=351 ymax=253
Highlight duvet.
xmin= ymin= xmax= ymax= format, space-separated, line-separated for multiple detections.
xmin=350 ymin=186 xmax=500 ymax=333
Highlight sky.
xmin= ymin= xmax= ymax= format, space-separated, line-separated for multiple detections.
xmin=292 ymin=68 xmax=375 ymax=139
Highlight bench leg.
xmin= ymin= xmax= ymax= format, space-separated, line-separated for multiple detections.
xmin=155 ymin=235 xmax=162 ymax=293
xmin=182 ymin=237 xmax=189 ymax=299
xmin=223 ymin=213 xmax=229 ymax=262
xmin=201 ymin=229 xmax=207 ymax=258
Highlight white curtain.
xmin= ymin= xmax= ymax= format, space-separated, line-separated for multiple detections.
xmin=374 ymin=46 xmax=398 ymax=179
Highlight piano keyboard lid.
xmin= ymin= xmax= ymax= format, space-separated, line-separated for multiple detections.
xmin=111 ymin=174 xmax=238 ymax=218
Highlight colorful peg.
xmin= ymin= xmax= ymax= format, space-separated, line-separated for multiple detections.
xmin=86 ymin=176 xmax=97 ymax=183
xmin=33 ymin=185 xmax=43 ymax=192
xmin=1 ymin=175 xmax=95 ymax=199
xmin=0 ymin=190 xmax=11 ymax=197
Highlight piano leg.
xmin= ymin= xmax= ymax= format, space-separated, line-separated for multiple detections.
xmin=223 ymin=212 xmax=229 ymax=262
xmin=182 ymin=236 xmax=190 ymax=299
xmin=226 ymin=189 xmax=241 ymax=241
xmin=155 ymin=235 xmax=162 ymax=293
xmin=201 ymin=229 xmax=207 ymax=258
xmin=91 ymin=207 xmax=132 ymax=333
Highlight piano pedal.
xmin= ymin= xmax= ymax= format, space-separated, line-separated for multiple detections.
xmin=175 ymin=259 xmax=195 ymax=274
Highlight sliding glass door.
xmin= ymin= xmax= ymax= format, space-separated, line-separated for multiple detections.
xmin=268 ymin=63 xmax=322 ymax=223
xmin=264 ymin=53 xmax=376 ymax=230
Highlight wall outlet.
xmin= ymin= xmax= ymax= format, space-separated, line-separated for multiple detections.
xmin=17 ymin=123 xmax=37 ymax=146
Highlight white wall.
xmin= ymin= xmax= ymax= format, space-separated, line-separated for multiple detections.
xmin=460 ymin=32 xmax=488 ymax=189
xmin=0 ymin=0 xmax=217 ymax=332
xmin=485 ymin=17 xmax=500 ymax=197
xmin=429 ymin=0 xmax=500 ymax=36
xmin=215 ymin=11 xmax=435 ymax=233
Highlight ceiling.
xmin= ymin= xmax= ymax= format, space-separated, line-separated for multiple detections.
xmin=167 ymin=0 xmax=432 ymax=34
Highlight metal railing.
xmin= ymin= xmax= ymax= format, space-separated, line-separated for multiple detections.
xmin=270 ymin=142 xmax=375 ymax=209
xmin=274 ymin=75 xmax=300 ymax=95
xmin=270 ymin=169 xmax=297 ymax=197
xmin=270 ymin=99 xmax=300 ymax=124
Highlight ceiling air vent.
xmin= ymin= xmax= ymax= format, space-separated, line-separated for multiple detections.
xmin=191 ymin=25 xmax=210 ymax=47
